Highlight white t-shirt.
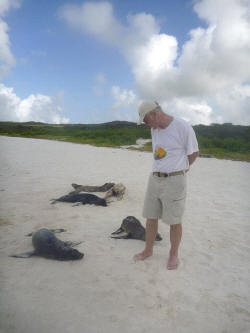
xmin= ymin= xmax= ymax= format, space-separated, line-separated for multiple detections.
xmin=151 ymin=117 xmax=199 ymax=173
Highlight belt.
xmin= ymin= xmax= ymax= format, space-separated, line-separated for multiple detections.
xmin=153 ymin=170 xmax=187 ymax=178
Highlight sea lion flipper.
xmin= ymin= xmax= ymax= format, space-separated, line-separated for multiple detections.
xmin=50 ymin=199 xmax=58 ymax=205
xmin=111 ymin=227 xmax=123 ymax=235
xmin=111 ymin=232 xmax=130 ymax=239
xmin=72 ymin=202 xmax=81 ymax=207
xmin=63 ymin=241 xmax=82 ymax=247
xmin=9 ymin=250 xmax=36 ymax=258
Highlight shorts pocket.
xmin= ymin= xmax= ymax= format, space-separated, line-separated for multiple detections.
xmin=170 ymin=196 xmax=186 ymax=218
xmin=168 ymin=175 xmax=187 ymax=200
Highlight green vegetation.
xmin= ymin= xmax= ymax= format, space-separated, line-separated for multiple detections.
xmin=0 ymin=121 xmax=150 ymax=147
xmin=195 ymin=123 xmax=250 ymax=161
xmin=0 ymin=121 xmax=249 ymax=161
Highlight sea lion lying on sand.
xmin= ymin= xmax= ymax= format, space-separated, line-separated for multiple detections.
xmin=111 ymin=216 xmax=162 ymax=241
xmin=70 ymin=182 xmax=126 ymax=202
xmin=10 ymin=228 xmax=84 ymax=260
xmin=50 ymin=193 xmax=107 ymax=206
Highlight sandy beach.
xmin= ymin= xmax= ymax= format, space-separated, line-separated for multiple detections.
xmin=0 ymin=136 xmax=250 ymax=333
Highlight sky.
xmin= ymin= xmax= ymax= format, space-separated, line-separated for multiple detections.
xmin=0 ymin=0 xmax=250 ymax=125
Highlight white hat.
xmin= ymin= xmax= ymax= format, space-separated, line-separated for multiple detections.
xmin=137 ymin=101 xmax=159 ymax=124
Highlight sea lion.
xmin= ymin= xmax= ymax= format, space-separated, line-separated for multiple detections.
xmin=111 ymin=216 xmax=162 ymax=241
xmin=104 ymin=183 xmax=126 ymax=202
xmin=70 ymin=182 xmax=126 ymax=202
xmin=70 ymin=182 xmax=115 ymax=194
xmin=50 ymin=193 xmax=107 ymax=206
xmin=9 ymin=228 xmax=84 ymax=260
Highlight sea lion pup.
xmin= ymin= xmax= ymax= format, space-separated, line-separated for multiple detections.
xmin=10 ymin=228 xmax=84 ymax=260
xmin=111 ymin=216 xmax=162 ymax=241
xmin=50 ymin=193 xmax=107 ymax=206
xmin=105 ymin=183 xmax=126 ymax=202
xmin=70 ymin=182 xmax=115 ymax=194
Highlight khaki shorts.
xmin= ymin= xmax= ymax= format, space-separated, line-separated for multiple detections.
xmin=142 ymin=173 xmax=187 ymax=225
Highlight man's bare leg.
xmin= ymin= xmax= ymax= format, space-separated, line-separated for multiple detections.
xmin=167 ymin=224 xmax=182 ymax=270
xmin=133 ymin=218 xmax=158 ymax=261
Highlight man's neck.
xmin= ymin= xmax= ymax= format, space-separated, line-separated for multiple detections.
xmin=159 ymin=114 xmax=174 ymax=129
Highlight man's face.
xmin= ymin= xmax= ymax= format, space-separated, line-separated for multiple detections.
xmin=143 ymin=110 xmax=158 ymax=129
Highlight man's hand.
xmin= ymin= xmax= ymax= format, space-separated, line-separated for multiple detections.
xmin=188 ymin=151 xmax=199 ymax=166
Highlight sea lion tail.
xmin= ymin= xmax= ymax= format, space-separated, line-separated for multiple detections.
xmin=50 ymin=199 xmax=58 ymax=204
xmin=9 ymin=251 xmax=35 ymax=258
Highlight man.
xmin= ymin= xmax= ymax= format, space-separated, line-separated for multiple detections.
xmin=134 ymin=101 xmax=199 ymax=270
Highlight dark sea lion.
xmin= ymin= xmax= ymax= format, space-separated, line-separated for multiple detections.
xmin=70 ymin=182 xmax=115 ymax=194
xmin=50 ymin=193 xmax=107 ymax=206
xmin=9 ymin=228 xmax=84 ymax=260
xmin=111 ymin=216 xmax=162 ymax=241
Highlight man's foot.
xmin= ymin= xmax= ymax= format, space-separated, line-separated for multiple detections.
xmin=167 ymin=256 xmax=179 ymax=270
xmin=133 ymin=250 xmax=153 ymax=261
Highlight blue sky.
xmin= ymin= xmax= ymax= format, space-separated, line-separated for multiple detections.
xmin=1 ymin=0 xmax=250 ymax=125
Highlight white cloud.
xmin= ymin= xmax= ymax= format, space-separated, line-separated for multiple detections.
xmin=0 ymin=18 xmax=15 ymax=78
xmin=163 ymin=98 xmax=214 ymax=125
xmin=0 ymin=0 xmax=20 ymax=78
xmin=110 ymin=86 xmax=140 ymax=121
xmin=0 ymin=83 xmax=70 ymax=124
xmin=0 ymin=1 xmax=69 ymax=124
xmin=61 ymin=0 xmax=250 ymax=124
xmin=213 ymin=84 xmax=250 ymax=124
xmin=59 ymin=2 xmax=124 ymax=46
xmin=0 ymin=0 xmax=20 ymax=16
xmin=111 ymin=86 xmax=138 ymax=108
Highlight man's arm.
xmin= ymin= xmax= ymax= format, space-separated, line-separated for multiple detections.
xmin=188 ymin=151 xmax=199 ymax=166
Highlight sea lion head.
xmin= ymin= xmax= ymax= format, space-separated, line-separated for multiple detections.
xmin=97 ymin=198 xmax=107 ymax=207
xmin=58 ymin=247 xmax=84 ymax=260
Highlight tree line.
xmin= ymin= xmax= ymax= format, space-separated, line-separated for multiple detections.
xmin=0 ymin=121 xmax=249 ymax=160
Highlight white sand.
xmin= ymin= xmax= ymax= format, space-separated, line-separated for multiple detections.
xmin=0 ymin=136 xmax=250 ymax=333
